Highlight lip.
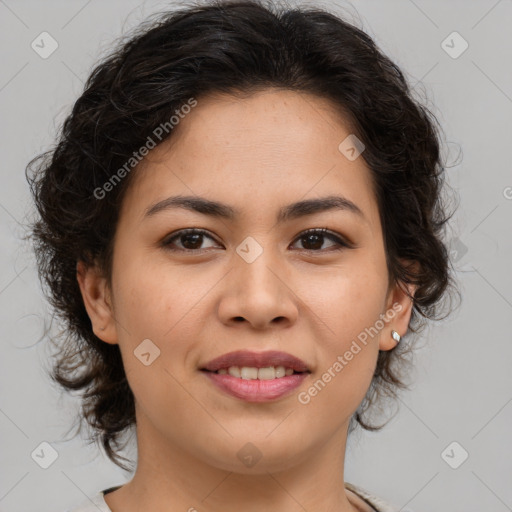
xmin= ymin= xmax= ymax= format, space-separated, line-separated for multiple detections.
xmin=201 ymin=350 xmax=310 ymax=373
xmin=203 ymin=372 xmax=309 ymax=402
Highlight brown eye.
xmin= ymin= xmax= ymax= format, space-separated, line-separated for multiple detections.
xmin=291 ymin=228 xmax=350 ymax=252
xmin=162 ymin=229 xmax=221 ymax=252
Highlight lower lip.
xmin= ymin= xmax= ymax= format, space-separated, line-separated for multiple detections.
xmin=203 ymin=371 xmax=308 ymax=402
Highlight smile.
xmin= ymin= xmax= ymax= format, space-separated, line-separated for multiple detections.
xmin=213 ymin=366 xmax=297 ymax=379
xmin=202 ymin=369 xmax=308 ymax=402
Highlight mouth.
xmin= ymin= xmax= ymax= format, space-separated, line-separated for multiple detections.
xmin=202 ymin=366 xmax=309 ymax=380
xmin=200 ymin=350 xmax=311 ymax=402
xmin=201 ymin=349 xmax=310 ymax=375
xmin=201 ymin=365 xmax=304 ymax=379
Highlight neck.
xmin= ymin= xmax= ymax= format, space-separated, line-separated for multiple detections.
xmin=105 ymin=409 xmax=360 ymax=512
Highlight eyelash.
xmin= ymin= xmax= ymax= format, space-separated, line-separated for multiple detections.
xmin=161 ymin=228 xmax=352 ymax=254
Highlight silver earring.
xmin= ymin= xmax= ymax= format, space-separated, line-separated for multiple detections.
xmin=391 ymin=330 xmax=401 ymax=343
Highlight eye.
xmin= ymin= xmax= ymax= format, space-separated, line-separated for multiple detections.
xmin=161 ymin=228 xmax=221 ymax=252
xmin=290 ymin=228 xmax=351 ymax=252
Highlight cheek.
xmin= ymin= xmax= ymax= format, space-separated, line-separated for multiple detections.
xmin=300 ymin=263 xmax=384 ymax=405
xmin=293 ymin=291 xmax=381 ymax=437
xmin=111 ymin=259 xmax=211 ymax=404
xmin=113 ymin=257 xmax=208 ymax=340
xmin=111 ymin=265 xmax=200 ymax=427
xmin=298 ymin=352 xmax=377 ymax=434
xmin=304 ymin=262 xmax=388 ymax=344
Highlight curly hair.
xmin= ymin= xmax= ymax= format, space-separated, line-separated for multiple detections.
xmin=26 ymin=0 xmax=458 ymax=471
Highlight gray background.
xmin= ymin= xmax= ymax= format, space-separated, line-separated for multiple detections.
xmin=1 ymin=0 xmax=511 ymax=511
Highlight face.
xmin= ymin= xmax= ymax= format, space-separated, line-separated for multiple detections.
xmin=79 ymin=88 xmax=414 ymax=474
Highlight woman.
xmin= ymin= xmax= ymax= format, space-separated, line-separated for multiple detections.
xmin=26 ymin=1 xmax=456 ymax=511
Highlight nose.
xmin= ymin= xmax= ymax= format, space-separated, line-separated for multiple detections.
xmin=217 ymin=246 xmax=299 ymax=330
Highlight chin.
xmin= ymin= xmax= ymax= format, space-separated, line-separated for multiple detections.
xmin=195 ymin=434 xmax=313 ymax=474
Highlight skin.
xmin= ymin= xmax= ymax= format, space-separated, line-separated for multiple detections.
xmin=77 ymin=88 xmax=416 ymax=512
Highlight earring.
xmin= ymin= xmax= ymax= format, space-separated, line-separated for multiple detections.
xmin=391 ymin=330 xmax=401 ymax=343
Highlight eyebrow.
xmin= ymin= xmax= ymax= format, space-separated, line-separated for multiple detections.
xmin=144 ymin=194 xmax=365 ymax=223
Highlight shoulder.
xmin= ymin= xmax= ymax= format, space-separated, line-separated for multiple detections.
xmin=345 ymin=482 xmax=400 ymax=512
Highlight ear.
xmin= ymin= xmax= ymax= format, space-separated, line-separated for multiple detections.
xmin=379 ymin=261 xmax=419 ymax=351
xmin=76 ymin=260 xmax=118 ymax=344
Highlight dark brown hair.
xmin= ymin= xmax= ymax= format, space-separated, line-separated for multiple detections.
xmin=26 ymin=0 xmax=458 ymax=471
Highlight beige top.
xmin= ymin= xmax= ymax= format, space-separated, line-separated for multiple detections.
xmin=345 ymin=482 xmax=399 ymax=512
xmin=66 ymin=482 xmax=398 ymax=512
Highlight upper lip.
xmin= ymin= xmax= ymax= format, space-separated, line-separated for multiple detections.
xmin=201 ymin=350 xmax=310 ymax=373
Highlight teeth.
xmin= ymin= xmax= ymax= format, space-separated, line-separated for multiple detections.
xmin=228 ymin=366 xmax=241 ymax=378
xmin=219 ymin=366 xmax=296 ymax=379
xmin=240 ymin=367 xmax=258 ymax=379
xmin=258 ymin=367 xmax=276 ymax=380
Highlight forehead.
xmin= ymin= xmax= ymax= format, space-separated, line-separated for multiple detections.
xmin=121 ymin=89 xmax=380 ymax=230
